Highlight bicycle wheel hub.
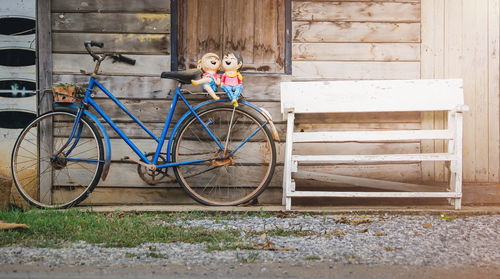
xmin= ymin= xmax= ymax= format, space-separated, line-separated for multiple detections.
xmin=51 ymin=154 xmax=68 ymax=170
xmin=211 ymin=151 xmax=234 ymax=167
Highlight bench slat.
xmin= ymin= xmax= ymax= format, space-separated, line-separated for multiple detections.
xmin=287 ymin=191 xmax=461 ymax=198
xmin=292 ymin=153 xmax=456 ymax=163
xmin=281 ymin=79 xmax=464 ymax=116
xmin=292 ymin=129 xmax=453 ymax=142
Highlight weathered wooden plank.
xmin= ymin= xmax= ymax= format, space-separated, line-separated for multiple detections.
xmin=53 ymin=54 xmax=170 ymax=76
xmin=51 ymin=0 xmax=171 ymax=13
xmin=224 ymin=0 xmax=255 ymax=64
xmin=292 ymin=22 xmax=420 ymax=43
xmin=52 ymin=13 xmax=171 ymax=33
xmin=0 ymin=65 xmax=36 ymax=82
xmin=67 ymin=162 xmax=422 ymax=188
xmin=52 ymin=33 xmax=171 ymax=55
xmin=488 ymin=0 xmax=500 ymax=182
xmin=468 ymin=1 xmax=489 ymax=182
xmin=420 ymin=0 xmax=444 ymax=183
xmin=254 ymin=0 xmax=282 ymax=70
xmin=292 ymin=61 xmax=420 ymax=80
xmin=292 ymin=1 xmax=420 ymax=22
xmin=195 ymin=0 xmax=223 ymax=58
xmin=292 ymin=43 xmax=420 ymax=61
xmin=102 ymin=138 xmax=420 ymax=163
xmin=53 ymin=74 xmax=176 ymax=99
xmin=88 ymin=99 xmax=282 ymax=123
xmin=0 ymin=34 xmax=36 ymax=50
xmin=38 ymin=0 xmax=53 ymax=205
xmin=453 ymin=1 xmax=470 ymax=182
xmin=292 ymin=0 xmax=419 ymax=3
xmin=56 ymin=183 xmax=498 ymax=206
xmin=74 ymin=187 xmax=282 ymax=205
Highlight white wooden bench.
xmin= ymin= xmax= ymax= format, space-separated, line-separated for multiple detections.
xmin=280 ymin=79 xmax=468 ymax=210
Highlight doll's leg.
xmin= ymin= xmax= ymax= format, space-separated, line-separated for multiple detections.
xmin=221 ymin=85 xmax=233 ymax=100
xmin=233 ymin=85 xmax=243 ymax=99
xmin=203 ymin=83 xmax=219 ymax=100
xmin=191 ymin=77 xmax=211 ymax=86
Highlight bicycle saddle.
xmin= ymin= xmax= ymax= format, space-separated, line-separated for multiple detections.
xmin=161 ymin=69 xmax=202 ymax=84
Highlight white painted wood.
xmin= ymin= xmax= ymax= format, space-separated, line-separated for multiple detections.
xmin=281 ymin=79 xmax=466 ymax=210
xmin=293 ymin=153 xmax=456 ymax=163
xmin=454 ymin=112 xmax=464 ymax=209
xmin=1 ymin=0 xmax=35 ymax=18
xmin=0 ymin=65 xmax=36 ymax=82
xmin=282 ymin=112 xmax=295 ymax=205
xmin=288 ymin=191 xmax=461 ymax=198
xmin=293 ymin=130 xmax=453 ymax=142
xmin=280 ymin=79 xmax=465 ymax=115
xmin=0 ymin=34 xmax=36 ymax=50
xmin=0 ymin=95 xmax=36 ymax=112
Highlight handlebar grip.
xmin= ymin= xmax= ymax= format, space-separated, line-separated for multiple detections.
xmin=117 ymin=54 xmax=136 ymax=65
xmin=90 ymin=41 xmax=104 ymax=48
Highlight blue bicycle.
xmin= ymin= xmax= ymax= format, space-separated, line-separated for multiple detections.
xmin=11 ymin=41 xmax=278 ymax=209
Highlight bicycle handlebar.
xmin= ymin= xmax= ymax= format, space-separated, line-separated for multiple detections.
xmin=84 ymin=40 xmax=136 ymax=66
xmin=84 ymin=40 xmax=103 ymax=61
xmin=110 ymin=53 xmax=136 ymax=66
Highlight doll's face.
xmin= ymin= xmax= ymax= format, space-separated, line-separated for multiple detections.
xmin=222 ymin=53 xmax=242 ymax=71
xmin=199 ymin=53 xmax=220 ymax=72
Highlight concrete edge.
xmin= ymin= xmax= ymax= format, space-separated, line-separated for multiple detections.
xmin=70 ymin=205 xmax=500 ymax=217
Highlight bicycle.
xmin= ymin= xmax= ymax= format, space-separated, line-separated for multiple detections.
xmin=11 ymin=41 xmax=279 ymax=209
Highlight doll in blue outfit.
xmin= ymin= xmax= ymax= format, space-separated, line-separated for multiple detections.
xmin=220 ymin=51 xmax=243 ymax=107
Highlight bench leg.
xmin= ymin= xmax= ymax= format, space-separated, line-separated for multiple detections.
xmin=285 ymin=197 xmax=292 ymax=211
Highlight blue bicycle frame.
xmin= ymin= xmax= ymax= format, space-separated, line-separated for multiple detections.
xmin=58 ymin=76 xmax=274 ymax=172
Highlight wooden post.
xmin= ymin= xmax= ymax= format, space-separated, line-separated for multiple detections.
xmin=37 ymin=0 xmax=53 ymax=204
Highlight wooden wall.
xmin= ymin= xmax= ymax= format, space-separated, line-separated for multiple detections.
xmin=45 ymin=0 xmax=500 ymax=205
xmin=421 ymin=0 xmax=500 ymax=204
xmin=290 ymin=0 xmax=425 ymax=194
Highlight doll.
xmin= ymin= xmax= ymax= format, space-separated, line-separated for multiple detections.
xmin=191 ymin=52 xmax=221 ymax=101
xmin=220 ymin=51 xmax=243 ymax=107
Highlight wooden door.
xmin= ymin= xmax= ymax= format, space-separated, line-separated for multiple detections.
xmin=178 ymin=0 xmax=285 ymax=73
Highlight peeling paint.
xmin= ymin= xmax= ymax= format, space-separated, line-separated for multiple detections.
xmin=136 ymin=13 xmax=168 ymax=21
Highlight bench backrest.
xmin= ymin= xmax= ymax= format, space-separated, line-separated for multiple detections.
xmin=280 ymin=79 xmax=464 ymax=117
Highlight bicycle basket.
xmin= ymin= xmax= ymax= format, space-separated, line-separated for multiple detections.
xmin=52 ymin=84 xmax=84 ymax=103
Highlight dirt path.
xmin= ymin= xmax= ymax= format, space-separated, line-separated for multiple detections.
xmin=1 ymin=263 xmax=499 ymax=279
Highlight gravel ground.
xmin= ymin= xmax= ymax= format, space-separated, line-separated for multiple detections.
xmin=1 ymin=214 xmax=500 ymax=269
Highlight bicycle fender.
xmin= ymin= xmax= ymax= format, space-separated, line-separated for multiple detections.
xmin=55 ymin=103 xmax=112 ymax=181
xmin=240 ymin=101 xmax=280 ymax=142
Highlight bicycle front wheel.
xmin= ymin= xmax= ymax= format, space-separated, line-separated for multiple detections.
xmin=172 ymin=105 xmax=276 ymax=206
xmin=11 ymin=108 xmax=104 ymax=209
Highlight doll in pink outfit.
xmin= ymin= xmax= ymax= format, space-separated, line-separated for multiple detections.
xmin=191 ymin=53 xmax=221 ymax=101
xmin=220 ymin=51 xmax=243 ymax=107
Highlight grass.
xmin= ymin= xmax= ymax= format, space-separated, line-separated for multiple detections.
xmin=0 ymin=209 xmax=318 ymax=250
xmin=0 ymin=209 xmax=242 ymax=248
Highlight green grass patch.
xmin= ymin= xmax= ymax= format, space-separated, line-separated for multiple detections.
xmin=0 ymin=209 xmax=241 ymax=248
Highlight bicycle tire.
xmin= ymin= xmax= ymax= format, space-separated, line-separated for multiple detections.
xmin=11 ymin=108 xmax=104 ymax=209
xmin=171 ymin=105 xmax=276 ymax=206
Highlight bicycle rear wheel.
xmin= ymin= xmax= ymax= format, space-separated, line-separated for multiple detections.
xmin=11 ymin=108 xmax=104 ymax=209
xmin=172 ymin=105 xmax=276 ymax=206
